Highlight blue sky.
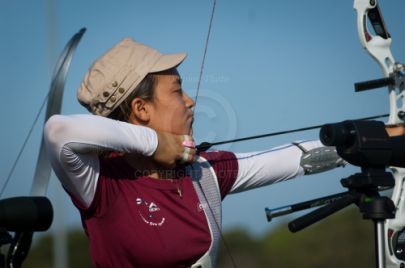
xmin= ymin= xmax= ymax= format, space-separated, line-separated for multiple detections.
xmin=1 ymin=0 xmax=405 ymax=237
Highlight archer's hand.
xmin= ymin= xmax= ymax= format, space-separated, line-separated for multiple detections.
xmin=386 ymin=125 xmax=405 ymax=137
xmin=153 ymin=131 xmax=196 ymax=168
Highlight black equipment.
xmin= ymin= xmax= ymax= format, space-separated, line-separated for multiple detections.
xmin=0 ymin=197 xmax=53 ymax=268
xmin=266 ymin=120 xmax=405 ymax=268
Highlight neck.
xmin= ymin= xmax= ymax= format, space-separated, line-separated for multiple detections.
xmin=123 ymin=154 xmax=179 ymax=180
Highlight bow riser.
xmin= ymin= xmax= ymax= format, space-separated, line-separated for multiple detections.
xmin=354 ymin=1 xmax=394 ymax=76
xmin=354 ymin=1 xmax=405 ymax=267
xmin=353 ymin=1 xmax=405 ymax=127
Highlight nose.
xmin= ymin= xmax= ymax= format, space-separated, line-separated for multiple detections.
xmin=183 ymin=91 xmax=195 ymax=109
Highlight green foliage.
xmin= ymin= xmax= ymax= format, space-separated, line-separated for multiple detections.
xmin=22 ymin=229 xmax=92 ymax=268
xmin=23 ymin=234 xmax=53 ymax=268
xmin=66 ymin=230 xmax=92 ymax=268
xmin=15 ymin=207 xmax=375 ymax=267
xmin=218 ymin=207 xmax=375 ymax=268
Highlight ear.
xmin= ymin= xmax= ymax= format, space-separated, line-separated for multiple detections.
xmin=129 ymin=97 xmax=150 ymax=123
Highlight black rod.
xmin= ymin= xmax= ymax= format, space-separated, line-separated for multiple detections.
xmin=197 ymin=114 xmax=389 ymax=151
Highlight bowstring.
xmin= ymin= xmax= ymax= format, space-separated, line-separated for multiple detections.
xmin=193 ymin=1 xmax=237 ymax=267
xmin=193 ymin=0 xmax=217 ymax=109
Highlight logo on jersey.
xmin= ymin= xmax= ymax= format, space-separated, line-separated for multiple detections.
xmin=197 ymin=202 xmax=208 ymax=212
xmin=136 ymin=197 xmax=165 ymax=227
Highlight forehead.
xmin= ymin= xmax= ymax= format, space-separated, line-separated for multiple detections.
xmin=154 ymin=68 xmax=182 ymax=88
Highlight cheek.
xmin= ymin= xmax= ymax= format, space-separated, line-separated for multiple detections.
xmin=166 ymin=106 xmax=188 ymax=131
xmin=169 ymin=106 xmax=187 ymax=124
xmin=164 ymin=100 xmax=187 ymax=117
xmin=151 ymin=97 xmax=188 ymax=131
xmin=155 ymin=105 xmax=182 ymax=124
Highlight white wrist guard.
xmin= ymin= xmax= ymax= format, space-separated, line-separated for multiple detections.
xmin=293 ymin=141 xmax=346 ymax=175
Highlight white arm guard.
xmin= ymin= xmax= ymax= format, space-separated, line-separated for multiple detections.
xmin=293 ymin=142 xmax=346 ymax=175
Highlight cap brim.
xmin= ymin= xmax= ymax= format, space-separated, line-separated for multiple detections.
xmin=150 ymin=52 xmax=187 ymax=73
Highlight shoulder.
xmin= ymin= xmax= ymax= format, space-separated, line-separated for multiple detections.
xmin=199 ymin=150 xmax=236 ymax=163
xmin=198 ymin=151 xmax=238 ymax=199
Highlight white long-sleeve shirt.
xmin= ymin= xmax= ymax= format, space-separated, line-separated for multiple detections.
xmin=44 ymin=114 xmax=324 ymax=208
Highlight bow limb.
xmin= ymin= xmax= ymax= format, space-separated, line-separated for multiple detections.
xmin=5 ymin=28 xmax=86 ymax=268
xmin=354 ymin=1 xmax=405 ymax=267
xmin=31 ymin=28 xmax=86 ymax=196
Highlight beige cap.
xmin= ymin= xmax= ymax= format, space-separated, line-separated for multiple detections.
xmin=77 ymin=38 xmax=186 ymax=116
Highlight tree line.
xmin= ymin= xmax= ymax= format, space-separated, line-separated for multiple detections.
xmin=22 ymin=207 xmax=374 ymax=267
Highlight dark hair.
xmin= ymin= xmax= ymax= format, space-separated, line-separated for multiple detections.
xmin=108 ymin=74 xmax=156 ymax=122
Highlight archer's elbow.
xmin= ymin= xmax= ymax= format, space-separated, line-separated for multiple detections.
xmin=44 ymin=115 xmax=69 ymax=149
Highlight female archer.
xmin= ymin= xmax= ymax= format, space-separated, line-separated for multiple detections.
xmin=43 ymin=38 xmax=400 ymax=268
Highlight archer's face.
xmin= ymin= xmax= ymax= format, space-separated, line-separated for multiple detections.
xmin=147 ymin=69 xmax=194 ymax=135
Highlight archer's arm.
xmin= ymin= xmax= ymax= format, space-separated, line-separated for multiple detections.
xmin=230 ymin=140 xmax=344 ymax=194
xmin=44 ymin=114 xmax=158 ymax=207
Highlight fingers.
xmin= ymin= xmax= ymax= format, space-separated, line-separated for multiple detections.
xmin=182 ymin=140 xmax=196 ymax=148
xmin=182 ymin=147 xmax=197 ymax=162
xmin=181 ymin=135 xmax=196 ymax=163
xmin=153 ymin=132 xmax=196 ymax=167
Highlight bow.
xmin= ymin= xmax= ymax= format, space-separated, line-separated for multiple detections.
xmin=2 ymin=28 xmax=86 ymax=267
xmin=354 ymin=1 xmax=404 ymax=267
xmin=31 ymin=28 xmax=86 ymax=196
